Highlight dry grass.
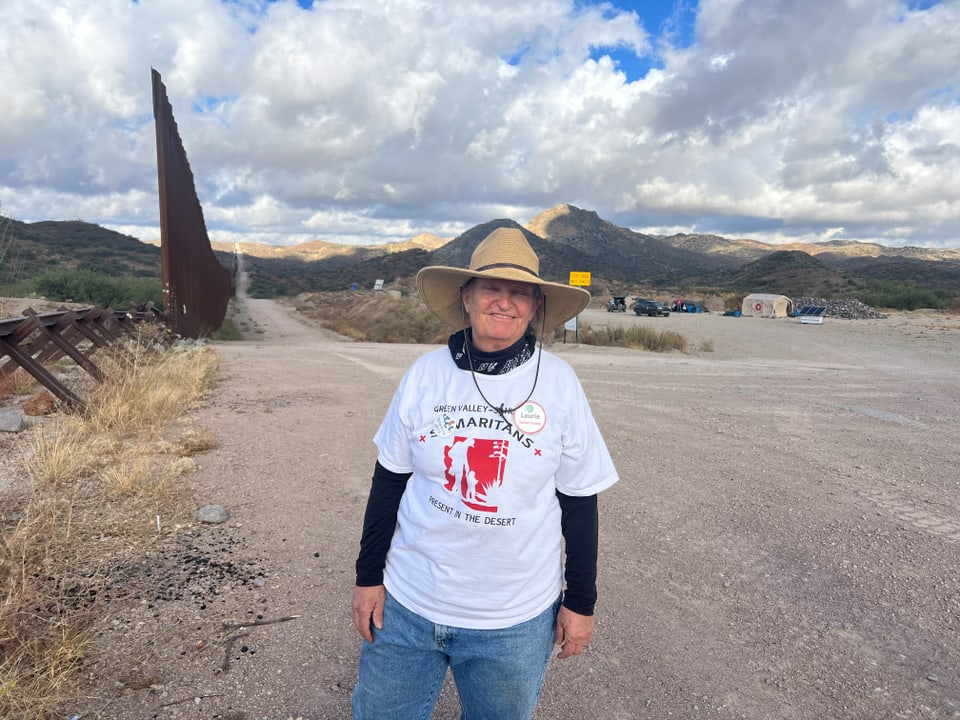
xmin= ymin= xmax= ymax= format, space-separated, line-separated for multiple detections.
xmin=0 ymin=489 xmax=94 ymax=718
xmin=0 ymin=333 xmax=219 ymax=720
xmin=83 ymin=328 xmax=216 ymax=436
xmin=0 ymin=368 xmax=37 ymax=405
xmin=21 ymin=421 xmax=100 ymax=485
xmin=174 ymin=426 xmax=217 ymax=457
xmin=577 ymin=322 xmax=689 ymax=353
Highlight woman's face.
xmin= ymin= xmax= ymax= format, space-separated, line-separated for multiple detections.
xmin=461 ymin=278 xmax=542 ymax=352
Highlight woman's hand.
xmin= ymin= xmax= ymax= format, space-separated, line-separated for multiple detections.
xmin=555 ymin=605 xmax=594 ymax=659
xmin=352 ymin=585 xmax=386 ymax=643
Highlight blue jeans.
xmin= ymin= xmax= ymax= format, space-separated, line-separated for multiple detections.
xmin=352 ymin=591 xmax=560 ymax=720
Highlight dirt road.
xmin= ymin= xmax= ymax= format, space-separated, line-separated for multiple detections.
xmin=86 ymin=298 xmax=960 ymax=719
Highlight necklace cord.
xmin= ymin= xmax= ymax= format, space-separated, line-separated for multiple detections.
xmin=458 ymin=287 xmax=545 ymax=421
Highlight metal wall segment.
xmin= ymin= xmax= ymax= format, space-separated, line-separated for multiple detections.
xmin=152 ymin=69 xmax=234 ymax=339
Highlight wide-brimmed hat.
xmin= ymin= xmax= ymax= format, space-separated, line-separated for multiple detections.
xmin=416 ymin=227 xmax=591 ymax=330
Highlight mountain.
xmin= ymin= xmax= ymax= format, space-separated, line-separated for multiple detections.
xmin=3 ymin=207 xmax=958 ymax=301
xmin=527 ymin=205 xmax=726 ymax=281
xmin=224 ymin=233 xmax=449 ymax=296
xmin=210 ymin=231 xmax=448 ymax=262
xmin=653 ymin=229 xmax=960 ymax=294
xmin=429 ymin=218 xmax=596 ymax=279
xmin=658 ymin=232 xmax=772 ymax=266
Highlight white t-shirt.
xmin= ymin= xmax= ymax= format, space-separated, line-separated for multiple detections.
xmin=374 ymin=346 xmax=618 ymax=629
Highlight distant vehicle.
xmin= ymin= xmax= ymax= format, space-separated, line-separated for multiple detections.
xmin=633 ymin=298 xmax=669 ymax=316
xmin=606 ymin=296 xmax=627 ymax=312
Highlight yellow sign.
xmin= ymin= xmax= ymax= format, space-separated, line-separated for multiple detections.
xmin=569 ymin=271 xmax=591 ymax=287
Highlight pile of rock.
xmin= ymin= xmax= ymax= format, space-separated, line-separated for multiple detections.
xmin=792 ymin=297 xmax=888 ymax=320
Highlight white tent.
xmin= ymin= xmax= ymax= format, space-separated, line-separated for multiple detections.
xmin=742 ymin=293 xmax=794 ymax=318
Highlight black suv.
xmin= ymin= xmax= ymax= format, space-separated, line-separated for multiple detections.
xmin=633 ymin=298 xmax=669 ymax=316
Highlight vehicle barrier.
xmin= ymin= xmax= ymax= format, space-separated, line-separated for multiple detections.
xmin=0 ymin=304 xmax=165 ymax=411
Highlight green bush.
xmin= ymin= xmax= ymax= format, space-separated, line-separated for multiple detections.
xmin=858 ymin=280 xmax=949 ymax=311
xmin=27 ymin=268 xmax=163 ymax=309
xmin=212 ymin=316 xmax=244 ymax=341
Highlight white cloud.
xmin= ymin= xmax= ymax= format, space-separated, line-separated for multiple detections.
xmin=0 ymin=0 xmax=958 ymax=248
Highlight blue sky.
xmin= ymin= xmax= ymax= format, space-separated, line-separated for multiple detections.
xmin=1 ymin=0 xmax=958 ymax=249
xmin=584 ymin=0 xmax=697 ymax=79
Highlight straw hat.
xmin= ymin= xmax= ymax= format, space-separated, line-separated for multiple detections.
xmin=416 ymin=227 xmax=591 ymax=330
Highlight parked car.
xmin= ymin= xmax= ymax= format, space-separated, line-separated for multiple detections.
xmin=606 ymin=296 xmax=627 ymax=312
xmin=633 ymin=298 xmax=669 ymax=316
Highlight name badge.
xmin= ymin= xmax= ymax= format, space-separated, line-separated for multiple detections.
xmin=513 ymin=402 xmax=546 ymax=434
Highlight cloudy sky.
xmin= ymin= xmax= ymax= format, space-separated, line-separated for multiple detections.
xmin=1 ymin=0 xmax=958 ymax=249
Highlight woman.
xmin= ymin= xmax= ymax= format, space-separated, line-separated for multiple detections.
xmin=351 ymin=226 xmax=618 ymax=719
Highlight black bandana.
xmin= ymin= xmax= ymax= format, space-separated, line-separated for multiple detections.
xmin=448 ymin=329 xmax=536 ymax=375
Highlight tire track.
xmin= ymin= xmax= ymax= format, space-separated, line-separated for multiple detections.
xmin=858 ymin=486 xmax=960 ymax=541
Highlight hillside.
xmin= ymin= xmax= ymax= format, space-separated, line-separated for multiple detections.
xmin=3 ymin=206 xmax=959 ymax=304
xmin=0 ymin=216 xmax=162 ymax=289
xmin=710 ymin=250 xmax=856 ymax=297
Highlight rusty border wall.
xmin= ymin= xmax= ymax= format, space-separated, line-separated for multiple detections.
xmin=152 ymin=68 xmax=234 ymax=339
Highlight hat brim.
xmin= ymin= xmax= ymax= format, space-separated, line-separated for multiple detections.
xmin=417 ymin=265 xmax=591 ymax=331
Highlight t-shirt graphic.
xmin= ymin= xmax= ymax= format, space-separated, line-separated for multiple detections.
xmin=442 ymin=436 xmax=508 ymax=512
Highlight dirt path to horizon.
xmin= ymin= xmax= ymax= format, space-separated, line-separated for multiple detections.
xmin=80 ymin=297 xmax=960 ymax=720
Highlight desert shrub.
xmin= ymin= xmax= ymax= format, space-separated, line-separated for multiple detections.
xmin=295 ymin=292 xmax=448 ymax=344
xmin=858 ymin=281 xmax=949 ymax=311
xmin=0 ymin=368 xmax=36 ymax=403
xmin=212 ymin=316 xmax=244 ymax=341
xmin=577 ymin=322 xmax=688 ymax=352
xmin=723 ymin=295 xmax=743 ymax=312
xmin=358 ymin=296 xmax=447 ymax=343
xmin=27 ymin=268 xmax=163 ymax=309
xmin=21 ymin=391 xmax=56 ymax=416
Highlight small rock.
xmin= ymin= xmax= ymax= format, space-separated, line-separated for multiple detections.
xmin=0 ymin=407 xmax=24 ymax=433
xmin=197 ymin=504 xmax=229 ymax=524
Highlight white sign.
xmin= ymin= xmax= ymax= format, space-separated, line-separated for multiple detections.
xmin=373 ymin=279 xmax=384 ymax=291
xmin=564 ymin=315 xmax=578 ymax=331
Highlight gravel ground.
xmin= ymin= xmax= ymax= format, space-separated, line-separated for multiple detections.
xmin=7 ymin=297 xmax=960 ymax=719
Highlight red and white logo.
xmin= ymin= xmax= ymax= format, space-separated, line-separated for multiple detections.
xmin=443 ymin=436 xmax=508 ymax=512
